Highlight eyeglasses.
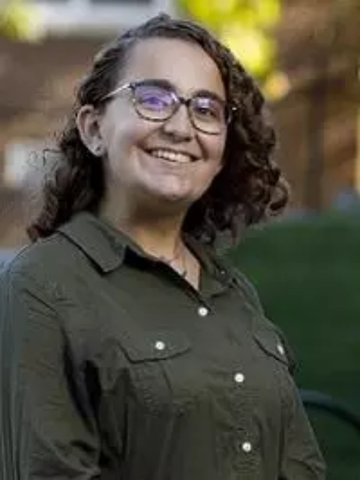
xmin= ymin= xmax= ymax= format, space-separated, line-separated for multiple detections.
xmin=101 ymin=79 xmax=235 ymax=135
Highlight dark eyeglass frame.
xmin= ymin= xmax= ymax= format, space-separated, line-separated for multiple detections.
xmin=101 ymin=79 xmax=237 ymax=135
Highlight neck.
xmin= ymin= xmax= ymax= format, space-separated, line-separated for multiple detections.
xmin=100 ymin=196 xmax=200 ymax=290
xmin=100 ymin=197 xmax=186 ymax=260
xmin=120 ymin=219 xmax=185 ymax=260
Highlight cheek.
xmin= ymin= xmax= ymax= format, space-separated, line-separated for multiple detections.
xmin=205 ymin=133 xmax=227 ymax=167
xmin=101 ymin=104 xmax=149 ymax=151
xmin=197 ymin=137 xmax=226 ymax=188
xmin=104 ymin=123 xmax=148 ymax=165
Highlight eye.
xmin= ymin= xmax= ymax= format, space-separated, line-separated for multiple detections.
xmin=134 ymin=85 xmax=174 ymax=112
xmin=192 ymin=97 xmax=224 ymax=122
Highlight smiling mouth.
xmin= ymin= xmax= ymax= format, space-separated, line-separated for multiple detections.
xmin=146 ymin=148 xmax=198 ymax=164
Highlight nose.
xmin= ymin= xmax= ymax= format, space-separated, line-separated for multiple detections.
xmin=161 ymin=103 xmax=194 ymax=141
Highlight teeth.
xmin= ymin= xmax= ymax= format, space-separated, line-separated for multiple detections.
xmin=149 ymin=149 xmax=192 ymax=163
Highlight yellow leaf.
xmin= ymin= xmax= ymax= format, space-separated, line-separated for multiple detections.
xmin=221 ymin=24 xmax=274 ymax=77
xmin=179 ymin=0 xmax=282 ymax=80
xmin=0 ymin=0 xmax=43 ymax=41
xmin=253 ymin=0 xmax=281 ymax=28
xmin=263 ymin=70 xmax=291 ymax=101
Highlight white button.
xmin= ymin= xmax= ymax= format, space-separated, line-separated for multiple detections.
xmin=154 ymin=341 xmax=166 ymax=351
xmin=277 ymin=343 xmax=285 ymax=355
xmin=242 ymin=441 xmax=252 ymax=453
xmin=234 ymin=372 xmax=245 ymax=384
xmin=198 ymin=306 xmax=209 ymax=317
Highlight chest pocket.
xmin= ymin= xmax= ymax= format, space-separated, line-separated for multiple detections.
xmin=115 ymin=330 xmax=193 ymax=414
xmin=252 ymin=327 xmax=290 ymax=368
xmin=118 ymin=330 xmax=191 ymax=363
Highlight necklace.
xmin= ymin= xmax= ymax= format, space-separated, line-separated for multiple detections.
xmin=159 ymin=245 xmax=188 ymax=279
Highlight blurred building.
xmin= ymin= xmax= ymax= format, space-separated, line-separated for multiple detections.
xmin=0 ymin=0 xmax=359 ymax=246
xmin=273 ymin=0 xmax=359 ymax=214
xmin=0 ymin=0 xmax=175 ymax=246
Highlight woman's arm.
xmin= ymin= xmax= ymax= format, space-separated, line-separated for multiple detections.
xmin=0 ymin=267 xmax=101 ymax=480
xmin=280 ymin=384 xmax=326 ymax=479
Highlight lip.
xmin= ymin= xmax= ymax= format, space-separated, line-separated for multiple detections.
xmin=144 ymin=147 xmax=200 ymax=163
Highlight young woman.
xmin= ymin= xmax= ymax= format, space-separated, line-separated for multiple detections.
xmin=0 ymin=14 xmax=325 ymax=480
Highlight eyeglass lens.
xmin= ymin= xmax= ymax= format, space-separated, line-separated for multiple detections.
xmin=132 ymin=82 xmax=227 ymax=134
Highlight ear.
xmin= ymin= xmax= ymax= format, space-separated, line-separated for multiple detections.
xmin=76 ymin=105 xmax=105 ymax=156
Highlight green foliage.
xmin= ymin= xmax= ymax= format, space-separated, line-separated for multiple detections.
xmin=179 ymin=0 xmax=281 ymax=81
xmin=228 ymin=214 xmax=360 ymax=479
xmin=0 ymin=0 xmax=40 ymax=41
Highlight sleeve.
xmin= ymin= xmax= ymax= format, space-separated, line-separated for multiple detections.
xmin=0 ymin=268 xmax=101 ymax=480
xmin=280 ymin=386 xmax=326 ymax=479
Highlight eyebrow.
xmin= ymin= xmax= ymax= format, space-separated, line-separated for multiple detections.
xmin=192 ymin=89 xmax=226 ymax=104
xmin=138 ymin=78 xmax=226 ymax=104
xmin=132 ymin=78 xmax=175 ymax=92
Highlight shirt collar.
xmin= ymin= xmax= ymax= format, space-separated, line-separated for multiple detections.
xmin=57 ymin=212 xmax=236 ymax=293
xmin=57 ymin=212 xmax=132 ymax=273
xmin=185 ymin=235 xmax=236 ymax=297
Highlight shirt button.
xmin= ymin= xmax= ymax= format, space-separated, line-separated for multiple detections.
xmin=198 ymin=306 xmax=209 ymax=317
xmin=234 ymin=372 xmax=245 ymax=384
xmin=242 ymin=441 xmax=252 ymax=453
xmin=154 ymin=341 xmax=166 ymax=351
xmin=277 ymin=343 xmax=285 ymax=355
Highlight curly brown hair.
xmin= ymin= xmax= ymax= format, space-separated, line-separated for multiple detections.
xmin=27 ymin=13 xmax=289 ymax=245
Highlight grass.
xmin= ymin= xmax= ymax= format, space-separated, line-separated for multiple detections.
xmin=228 ymin=213 xmax=360 ymax=480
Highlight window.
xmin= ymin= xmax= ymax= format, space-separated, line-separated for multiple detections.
xmin=3 ymin=140 xmax=45 ymax=189
xmin=31 ymin=0 xmax=175 ymax=34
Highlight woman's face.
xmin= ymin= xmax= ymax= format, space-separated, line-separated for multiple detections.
xmin=82 ymin=38 xmax=228 ymax=212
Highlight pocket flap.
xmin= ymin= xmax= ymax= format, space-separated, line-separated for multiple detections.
xmin=119 ymin=331 xmax=191 ymax=363
xmin=253 ymin=328 xmax=289 ymax=366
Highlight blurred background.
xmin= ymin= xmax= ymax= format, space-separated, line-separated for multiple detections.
xmin=0 ymin=0 xmax=359 ymax=478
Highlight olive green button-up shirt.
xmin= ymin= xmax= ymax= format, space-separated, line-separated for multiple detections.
xmin=0 ymin=212 xmax=325 ymax=480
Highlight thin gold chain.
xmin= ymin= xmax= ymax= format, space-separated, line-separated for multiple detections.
xmin=159 ymin=244 xmax=188 ymax=278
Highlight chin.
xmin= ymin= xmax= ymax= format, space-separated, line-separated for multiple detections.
xmin=147 ymin=188 xmax=194 ymax=210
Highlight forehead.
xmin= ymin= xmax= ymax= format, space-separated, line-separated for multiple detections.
xmin=120 ymin=37 xmax=225 ymax=98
